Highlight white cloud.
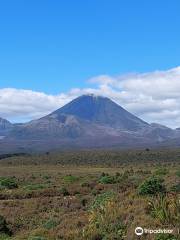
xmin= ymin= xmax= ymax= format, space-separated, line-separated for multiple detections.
xmin=0 ymin=66 xmax=180 ymax=128
xmin=88 ymin=75 xmax=116 ymax=85
xmin=0 ymin=88 xmax=71 ymax=122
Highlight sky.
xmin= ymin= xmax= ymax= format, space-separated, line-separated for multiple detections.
xmin=0 ymin=0 xmax=180 ymax=127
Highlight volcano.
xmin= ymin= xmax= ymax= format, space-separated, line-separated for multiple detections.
xmin=0 ymin=95 xmax=178 ymax=153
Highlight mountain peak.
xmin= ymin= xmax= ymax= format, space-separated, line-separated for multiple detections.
xmin=79 ymin=93 xmax=107 ymax=99
xmin=51 ymin=94 xmax=148 ymax=131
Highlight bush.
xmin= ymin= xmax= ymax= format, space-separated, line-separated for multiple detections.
xmin=155 ymin=234 xmax=178 ymax=240
xmin=83 ymin=196 xmax=126 ymax=239
xmin=24 ymin=184 xmax=48 ymax=191
xmin=0 ymin=234 xmax=11 ymax=240
xmin=175 ymin=170 xmax=180 ymax=177
xmin=0 ymin=177 xmax=18 ymax=189
xmin=138 ymin=176 xmax=166 ymax=195
xmin=146 ymin=194 xmax=180 ymax=226
xmin=155 ymin=168 xmax=169 ymax=176
xmin=99 ymin=175 xmax=115 ymax=184
xmin=28 ymin=237 xmax=46 ymax=240
xmin=43 ymin=219 xmax=57 ymax=230
xmin=60 ymin=187 xmax=69 ymax=196
xmin=170 ymin=183 xmax=180 ymax=193
xmin=42 ymin=175 xmax=51 ymax=180
xmin=147 ymin=195 xmax=171 ymax=224
xmin=91 ymin=191 xmax=116 ymax=210
xmin=0 ymin=216 xmax=11 ymax=236
xmin=63 ymin=175 xmax=79 ymax=183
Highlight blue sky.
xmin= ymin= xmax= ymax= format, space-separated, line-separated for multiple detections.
xmin=0 ymin=0 xmax=180 ymax=94
xmin=1 ymin=0 xmax=180 ymax=127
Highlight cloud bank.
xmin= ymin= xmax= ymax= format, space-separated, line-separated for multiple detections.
xmin=0 ymin=66 xmax=180 ymax=128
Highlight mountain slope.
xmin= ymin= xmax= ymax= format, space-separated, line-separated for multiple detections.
xmin=10 ymin=94 xmax=150 ymax=140
xmin=0 ymin=95 xmax=179 ymax=152
xmin=51 ymin=94 xmax=149 ymax=131
xmin=0 ymin=117 xmax=12 ymax=130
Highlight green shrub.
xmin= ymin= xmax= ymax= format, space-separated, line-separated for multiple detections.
xmin=24 ymin=184 xmax=48 ymax=191
xmin=155 ymin=168 xmax=169 ymax=176
xmin=91 ymin=189 xmax=99 ymax=196
xmin=175 ymin=170 xmax=180 ymax=177
xmin=147 ymin=195 xmax=172 ymax=224
xmin=83 ymin=195 xmax=126 ymax=239
xmin=28 ymin=237 xmax=46 ymax=240
xmin=155 ymin=233 xmax=178 ymax=240
xmin=43 ymin=219 xmax=57 ymax=230
xmin=99 ymin=175 xmax=115 ymax=184
xmin=91 ymin=191 xmax=115 ymax=210
xmin=63 ymin=175 xmax=79 ymax=183
xmin=42 ymin=175 xmax=51 ymax=180
xmin=0 ymin=234 xmax=11 ymax=240
xmin=147 ymin=194 xmax=180 ymax=226
xmin=0 ymin=216 xmax=11 ymax=236
xmin=0 ymin=177 xmax=18 ymax=189
xmin=115 ymin=170 xmax=132 ymax=185
xmin=60 ymin=187 xmax=69 ymax=196
xmin=138 ymin=176 xmax=166 ymax=195
xmin=170 ymin=183 xmax=180 ymax=193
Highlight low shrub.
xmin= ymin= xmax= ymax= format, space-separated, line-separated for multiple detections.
xmin=24 ymin=184 xmax=48 ymax=191
xmin=175 ymin=170 xmax=180 ymax=177
xmin=155 ymin=233 xmax=178 ymax=240
xmin=147 ymin=195 xmax=172 ymax=224
xmin=28 ymin=237 xmax=46 ymax=240
xmin=42 ymin=175 xmax=51 ymax=180
xmin=138 ymin=176 xmax=166 ymax=195
xmin=0 ymin=177 xmax=18 ymax=189
xmin=43 ymin=219 xmax=57 ymax=230
xmin=0 ymin=234 xmax=11 ymax=240
xmin=91 ymin=189 xmax=100 ymax=196
xmin=63 ymin=175 xmax=79 ymax=183
xmin=91 ymin=191 xmax=116 ymax=210
xmin=99 ymin=175 xmax=115 ymax=184
xmin=170 ymin=183 xmax=180 ymax=193
xmin=0 ymin=216 xmax=11 ymax=236
xmin=155 ymin=168 xmax=169 ymax=176
xmin=60 ymin=187 xmax=70 ymax=196
xmin=83 ymin=195 xmax=126 ymax=239
xmin=146 ymin=194 xmax=180 ymax=226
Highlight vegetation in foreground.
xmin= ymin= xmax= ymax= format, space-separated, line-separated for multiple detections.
xmin=0 ymin=149 xmax=179 ymax=239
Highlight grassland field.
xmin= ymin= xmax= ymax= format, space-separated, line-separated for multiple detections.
xmin=0 ymin=149 xmax=179 ymax=240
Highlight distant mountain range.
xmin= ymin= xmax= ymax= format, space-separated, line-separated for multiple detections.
xmin=0 ymin=94 xmax=180 ymax=153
